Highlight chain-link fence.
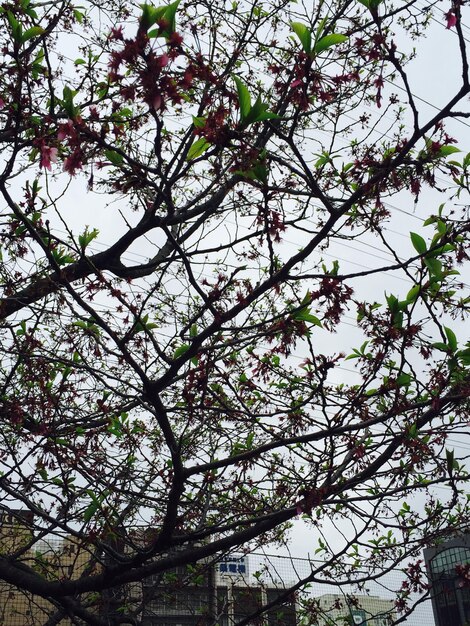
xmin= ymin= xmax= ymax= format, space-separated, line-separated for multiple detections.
xmin=235 ymin=551 xmax=434 ymax=626
xmin=0 ymin=538 xmax=440 ymax=626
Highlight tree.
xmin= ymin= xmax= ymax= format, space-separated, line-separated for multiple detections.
xmin=0 ymin=0 xmax=469 ymax=623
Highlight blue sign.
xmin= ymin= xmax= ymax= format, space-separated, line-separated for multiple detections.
xmin=218 ymin=555 xmax=248 ymax=576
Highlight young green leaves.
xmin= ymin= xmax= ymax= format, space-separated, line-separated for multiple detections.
xmin=62 ymin=85 xmax=79 ymax=118
xmin=7 ymin=10 xmax=44 ymax=46
xmin=186 ymin=137 xmax=211 ymax=161
xmin=291 ymin=22 xmax=311 ymax=55
xmin=410 ymin=222 xmax=457 ymax=283
xmin=290 ymin=21 xmax=347 ymax=56
xmin=233 ymin=77 xmax=280 ymax=129
xmin=140 ymin=0 xmax=179 ymax=38
xmin=357 ymin=0 xmax=382 ymax=11
xmin=186 ymin=79 xmax=279 ymax=161
xmin=292 ymin=292 xmax=322 ymax=328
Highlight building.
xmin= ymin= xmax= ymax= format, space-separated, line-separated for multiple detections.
xmin=0 ymin=513 xmax=297 ymax=626
xmin=0 ymin=511 xmax=102 ymax=625
xmin=132 ymin=553 xmax=297 ymax=626
xmin=424 ymin=532 xmax=470 ymax=626
xmin=312 ymin=594 xmax=395 ymax=626
xmin=0 ymin=512 xmax=399 ymax=626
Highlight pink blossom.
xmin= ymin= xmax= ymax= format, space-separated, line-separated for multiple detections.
xmin=169 ymin=31 xmax=183 ymax=46
xmin=110 ymin=25 xmax=123 ymax=40
xmin=445 ymin=11 xmax=457 ymax=29
xmin=39 ymin=145 xmax=58 ymax=170
xmin=63 ymin=150 xmax=83 ymax=176
xmin=158 ymin=53 xmax=169 ymax=68
xmin=89 ymin=105 xmax=99 ymax=120
xmin=0 ymin=96 xmax=5 ymax=109
xmin=57 ymin=120 xmax=75 ymax=141
xmin=290 ymin=79 xmax=303 ymax=89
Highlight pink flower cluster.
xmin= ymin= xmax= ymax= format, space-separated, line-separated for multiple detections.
xmin=39 ymin=145 xmax=58 ymax=170
xmin=445 ymin=11 xmax=457 ymax=28
xmin=37 ymin=118 xmax=84 ymax=176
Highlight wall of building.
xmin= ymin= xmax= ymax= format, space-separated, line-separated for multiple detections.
xmin=0 ymin=512 xmax=102 ymax=625
xmin=424 ymin=533 xmax=470 ymax=626
xmin=312 ymin=594 xmax=395 ymax=626
xmin=0 ymin=513 xmax=401 ymax=626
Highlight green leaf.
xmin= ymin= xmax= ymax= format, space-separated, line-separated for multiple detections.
xmin=74 ymin=8 xmax=84 ymax=23
xmin=73 ymin=319 xmax=100 ymax=337
xmin=291 ymin=21 xmax=311 ymax=54
xmin=83 ymin=500 xmax=99 ymax=522
xmin=424 ymin=257 xmax=443 ymax=279
xmin=301 ymin=313 xmax=322 ymax=326
xmin=162 ymin=0 xmax=180 ymax=34
xmin=242 ymin=94 xmax=263 ymax=124
xmin=250 ymin=110 xmax=280 ymax=124
xmin=315 ymin=151 xmax=331 ymax=168
xmin=385 ymin=293 xmax=399 ymax=314
xmin=433 ymin=243 xmax=455 ymax=255
xmin=432 ymin=341 xmax=450 ymax=353
xmin=74 ymin=58 xmax=86 ymax=65
xmin=396 ymin=373 xmax=412 ymax=387
xmin=62 ymin=85 xmax=77 ymax=117
xmin=131 ymin=314 xmax=158 ymax=335
xmin=53 ymin=438 xmax=69 ymax=446
xmin=293 ymin=307 xmax=322 ymax=327
xmin=236 ymin=161 xmax=269 ymax=183
xmin=31 ymin=49 xmax=45 ymax=78
xmin=140 ymin=3 xmax=166 ymax=30
xmin=252 ymin=162 xmax=268 ymax=183
xmin=233 ymin=76 xmax=251 ymax=120
xmin=446 ymin=448 xmax=456 ymax=473
xmin=192 ymin=116 xmax=206 ymax=128
xmin=7 ymin=11 xmax=22 ymax=43
xmin=393 ymin=311 xmax=403 ymax=329
xmin=438 ymin=145 xmax=461 ymax=157
xmin=173 ymin=343 xmax=190 ymax=359
xmin=78 ymin=227 xmax=99 ymax=250
xmin=83 ymin=491 xmax=103 ymax=522
xmin=314 ymin=33 xmax=348 ymax=54
xmin=118 ymin=107 xmax=133 ymax=118
xmin=314 ymin=16 xmax=327 ymax=42
xmin=410 ymin=232 xmax=427 ymax=255
xmin=243 ymin=95 xmax=280 ymax=127
xmin=357 ymin=0 xmax=382 ymax=8
xmin=186 ymin=137 xmax=211 ymax=161
xmin=21 ymin=26 xmax=44 ymax=44
xmin=406 ymin=284 xmax=420 ymax=304
xmin=423 ymin=215 xmax=436 ymax=227
xmin=456 ymin=348 xmax=470 ymax=366
xmin=444 ymin=326 xmax=458 ymax=352
xmin=105 ymin=150 xmax=124 ymax=165
xmin=52 ymin=248 xmax=75 ymax=266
